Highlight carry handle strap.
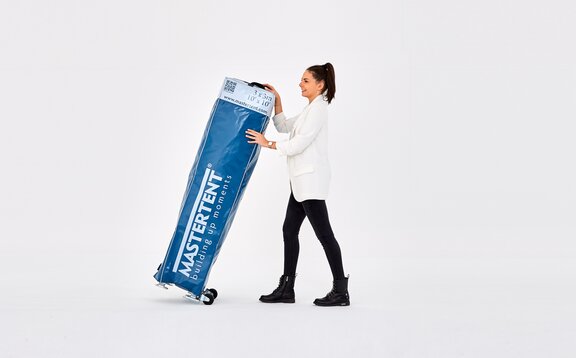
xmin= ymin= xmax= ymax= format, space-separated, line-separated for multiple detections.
xmin=248 ymin=82 xmax=265 ymax=89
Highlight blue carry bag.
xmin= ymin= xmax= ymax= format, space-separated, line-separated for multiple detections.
xmin=154 ymin=78 xmax=274 ymax=304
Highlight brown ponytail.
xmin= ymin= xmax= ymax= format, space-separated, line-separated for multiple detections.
xmin=307 ymin=62 xmax=336 ymax=104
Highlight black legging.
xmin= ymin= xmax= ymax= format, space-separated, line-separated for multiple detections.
xmin=282 ymin=192 xmax=345 ymax=280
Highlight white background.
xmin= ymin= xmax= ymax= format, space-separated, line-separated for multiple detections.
xmin=1 ymin=0 xmax=575 ymax=357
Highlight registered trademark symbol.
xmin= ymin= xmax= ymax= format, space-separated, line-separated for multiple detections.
xmin=208 ymin=163 xmax=212 ymax=168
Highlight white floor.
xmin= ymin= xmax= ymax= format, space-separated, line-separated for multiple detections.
xmin=2 ymin=254 xmax=574 ymax=358
xmin=2 ymin=0 xmax=576 ymax=356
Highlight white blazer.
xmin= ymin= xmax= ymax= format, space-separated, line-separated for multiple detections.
xmin=274 ymin=95 xmax=331 ymax=202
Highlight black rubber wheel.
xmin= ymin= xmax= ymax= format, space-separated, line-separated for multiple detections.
xmin=208 ymin=288 xmax=218 ymax=299
xmin=203 ymin=291 xmax=215 ymax=305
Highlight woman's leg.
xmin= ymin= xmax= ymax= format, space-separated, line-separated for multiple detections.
xmin=301 ymin=200 xmax=345 ymax=280
xmin=259 ymin=192 xmax=305 ymax=303
xmin=282 ymin=192 xmax=307 ymax=276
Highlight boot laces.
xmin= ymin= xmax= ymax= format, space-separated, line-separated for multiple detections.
xmin=324 ymin=285 xmax=340 ymax=299
xmin=326 ymin=289 xmax=338 ymax=298
xmin=324 ymin=282 xmax=348 ymax=299
xmin=272 ymin=276 xmax=286 ymax=294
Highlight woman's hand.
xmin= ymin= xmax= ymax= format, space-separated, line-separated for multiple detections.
xmin=263 ymin=83 xmax=283 ymax=115
xmin=263 ymin=83 xmax=280 ymax=101
xmin=245 ymin=129 xmax=268 ymax=147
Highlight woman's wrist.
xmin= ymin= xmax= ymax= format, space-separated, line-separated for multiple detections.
xmin=274 ymin=99 xmax=282 ymax=114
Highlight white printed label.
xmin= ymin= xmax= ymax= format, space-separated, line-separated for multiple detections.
xmin=219 ymin=77 xmax=275 ymax=116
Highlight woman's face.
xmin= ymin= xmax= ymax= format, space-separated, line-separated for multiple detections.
xmin=299 ymin=70 xmax=324 ymax=101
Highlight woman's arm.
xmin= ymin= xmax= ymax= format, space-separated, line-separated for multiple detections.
xmin=264 ymin=84 xmax=283 ymax=115
xmin=245 ymin=105 xmax=326 ymax=152
xmin=272 ymin=112 xmax=299 ymax=133
xmin=275 ymin=104 xmax=327 ymax=156
xmin=265 ymin=83 xmax=297 ymax=133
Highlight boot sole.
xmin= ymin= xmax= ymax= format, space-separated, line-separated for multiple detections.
xmin=259 ymin=298 xmax=295 ymax=303
xmin=313 ymin=301 xmax=350 ymax=307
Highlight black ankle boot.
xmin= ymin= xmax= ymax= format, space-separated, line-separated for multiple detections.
xmin=259 ymin=275 xmax=296 ymax=303
xmin=313 ymin=276 xmax=350 ymax=306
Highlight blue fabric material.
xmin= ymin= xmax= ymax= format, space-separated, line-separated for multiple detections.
xmin=154 ymin=79 xmax=272 ymax=297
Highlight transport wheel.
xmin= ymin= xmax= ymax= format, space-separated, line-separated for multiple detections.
xmin=203 ymin=291 xmax=215 ymax=305
xmin=208 ymin=288 xmax=218 ymax=299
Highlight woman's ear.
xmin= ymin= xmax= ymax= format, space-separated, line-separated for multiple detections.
xmin=317 ymin=80 xmax=325 ymax=93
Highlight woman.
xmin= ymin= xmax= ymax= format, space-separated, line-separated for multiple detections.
xmin=245 ymin=62 xmax=350 ymax=307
